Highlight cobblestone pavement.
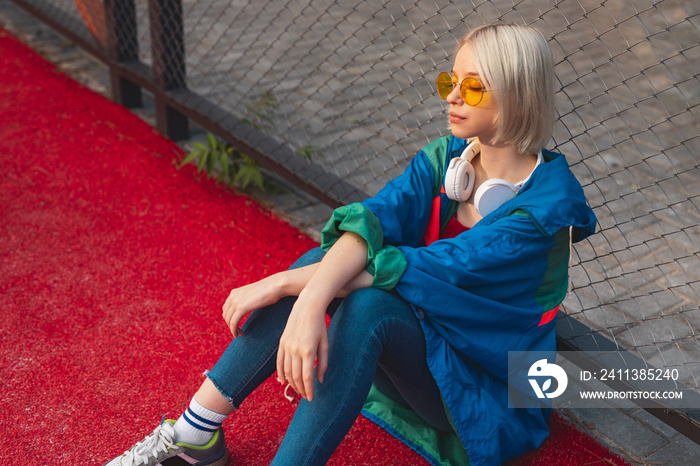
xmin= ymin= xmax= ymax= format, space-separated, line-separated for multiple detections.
xmin=1 ymin=1 xmax=698 ymax=464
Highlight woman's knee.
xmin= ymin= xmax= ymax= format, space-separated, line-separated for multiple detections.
xmin=330 ymin=288 xmax=414 ymax=337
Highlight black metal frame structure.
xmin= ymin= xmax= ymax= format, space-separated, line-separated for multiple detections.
xmin=11 ymin=0 xmax=363 ymax=208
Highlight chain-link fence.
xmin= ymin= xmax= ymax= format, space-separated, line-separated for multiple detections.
xmin=7 ymin=0 xmax=700 ymax=432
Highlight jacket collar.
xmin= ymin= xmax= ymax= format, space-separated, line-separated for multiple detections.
xmin=476 ymin=150 xmax=597 ymax=241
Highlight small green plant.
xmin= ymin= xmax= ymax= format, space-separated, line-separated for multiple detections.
xmin=179 ymin=89 xmax=322 ymax=191
xmin=296 ymin=145 xmax=322 ymax=161
xmin=180 ymin=132 xmax=263 ymax=190
xmin=241 ymin=89 xmax=278 ymax=133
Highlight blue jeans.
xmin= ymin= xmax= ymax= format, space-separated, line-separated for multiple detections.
xmin=207 ymin=248 xmax=450 ymax=465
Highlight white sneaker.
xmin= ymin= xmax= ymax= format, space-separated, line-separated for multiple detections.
xmin=102 ymin=419 xmax=228 ymax=466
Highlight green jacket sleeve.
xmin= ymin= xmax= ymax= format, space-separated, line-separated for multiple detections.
xmin=320 ymin=202 xmax=407 ymax=290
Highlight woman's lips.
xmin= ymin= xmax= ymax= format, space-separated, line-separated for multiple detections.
xmin=449 ymin=112 xmax=465 ymax=123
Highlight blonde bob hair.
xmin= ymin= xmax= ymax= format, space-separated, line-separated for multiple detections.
xmin=458 ymin=23 xmax=555 ymax=155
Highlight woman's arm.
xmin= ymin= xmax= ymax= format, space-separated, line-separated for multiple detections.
xmin=279 ymin=262 xmax=374 ymax=298
xmin=222 ymin=249 xmax=372 ymax=338
xmin=277 ymin=231 xmax=370 ymax=401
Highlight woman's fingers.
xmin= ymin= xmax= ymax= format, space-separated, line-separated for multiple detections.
xmin=316 ymin=336 xmax=329 ymax=385
xmin=277 ymin=341 xmax=304 ymax=399
xmin=229 ymin=311 xmax=244 ymax=337
xmin=276 ymin=344 xmax=287 ymax=386
xmin=302 ymin=350 xmax=317 ymax=401
xmin=223 ymin=275 xmax=287 ymax=337
xmin=276 ymin=336 xmax=327 ymax=401
xmin=276 ymin=303 xmax=329 ymax=401
xmin=291 ymin=352 xmax=305 ymax=399
xmin=222 ymin=302 xmax=244 ymax=338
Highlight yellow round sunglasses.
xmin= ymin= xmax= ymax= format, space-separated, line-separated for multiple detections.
xmin=436 ymin=72 xmax=490 ymax=106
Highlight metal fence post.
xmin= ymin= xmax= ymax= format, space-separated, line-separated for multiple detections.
xmin=104 ymin=0 xmax=141 ymax=108
xmin=148 ymin=0 xmax=189 ymax=140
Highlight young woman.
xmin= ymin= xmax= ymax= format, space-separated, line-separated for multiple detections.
xmin=104 ymin=23 xmax=596 ymax=466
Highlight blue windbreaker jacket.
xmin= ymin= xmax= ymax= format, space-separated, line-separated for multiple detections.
xmin=321 ymin=135 xmax=597 ymax=465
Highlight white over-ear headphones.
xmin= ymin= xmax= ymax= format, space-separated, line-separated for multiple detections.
xmin=444 ymin=140 xmax=544 ymax=217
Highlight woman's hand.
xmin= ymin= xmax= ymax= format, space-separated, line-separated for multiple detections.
xmin=222 ymin=272 xmax=289 ymax=337
xmin=276 ymin=293 xmax=329 ymax=401
xmin=273 ymin=232 xmax=371 ymax=401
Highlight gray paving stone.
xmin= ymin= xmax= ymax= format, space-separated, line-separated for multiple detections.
xmin=564 ymin=406 xmax=668 ymax=459
xmin=615 ymin=316 xmax=696 ymax=349
xmin=629 ymin=408 xmax=682 ymax=440
xmin=644 ymin=433 xmax=700 ymax=465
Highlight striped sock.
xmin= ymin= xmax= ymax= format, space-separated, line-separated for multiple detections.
xmin=173 ymin=396 xmax=229 ymax=446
